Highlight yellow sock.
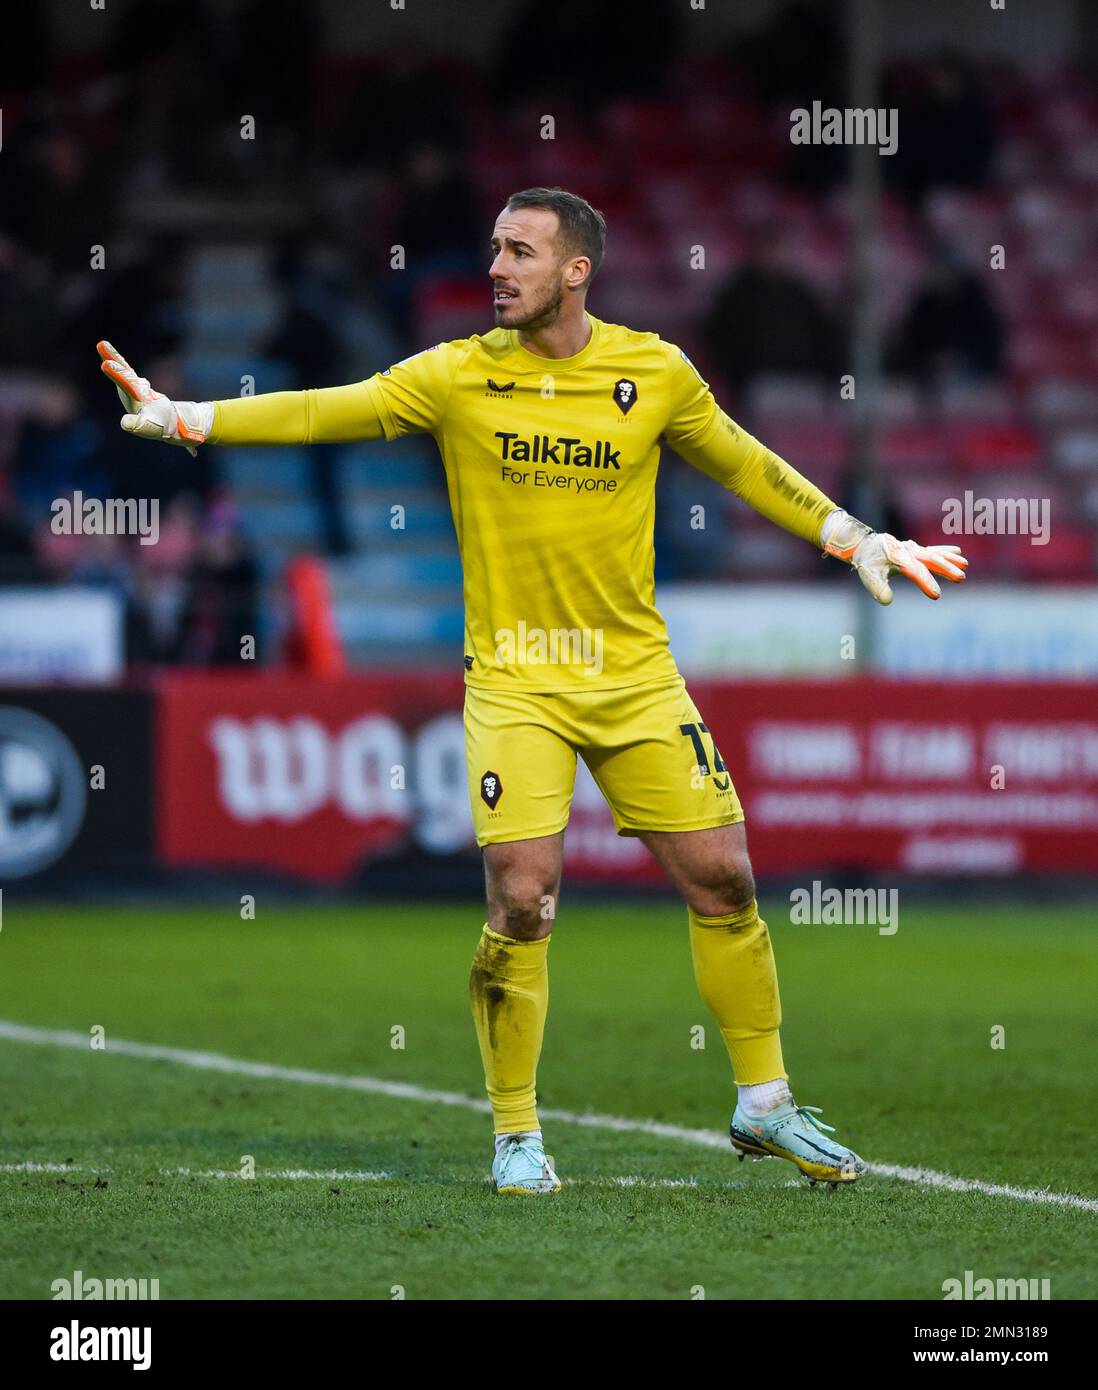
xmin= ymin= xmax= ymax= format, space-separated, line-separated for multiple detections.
xmin=469 ymin=925 xmax=549 ymax=1134
xmin=688 ymin=900 xmax=786 ymax=1085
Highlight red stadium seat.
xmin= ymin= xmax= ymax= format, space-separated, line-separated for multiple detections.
xmin=763 ymin=424 xmax=850 ymax=470
xmin=878 ymin=426 xmax=952 ymax=471
xmin=1012 ymin=524 xmax=1094 ymax=578
xmin=952 ymin=424 xmax=1043 ymax=471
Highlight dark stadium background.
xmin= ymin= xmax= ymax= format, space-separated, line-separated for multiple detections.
xmin=0 ymin=0 xmax=1095 ymax=899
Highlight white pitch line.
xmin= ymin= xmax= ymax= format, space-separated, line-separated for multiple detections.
xmin=163 ymin=1167 xmax=395 ymax=1183
xmin=0 ymin=1161 xmax=104 ymax=1175
xmin=870 ymin=1163 xmax=1098 ymax=1214
xmin=4 ymin=1161 xmax=791 ymax=1194
xmin=2 ymin=1019 xmax=1096 ymax=1213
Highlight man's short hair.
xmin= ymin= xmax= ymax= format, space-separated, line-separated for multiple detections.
xmin=505 ymin=186 xmax=607 ymax=284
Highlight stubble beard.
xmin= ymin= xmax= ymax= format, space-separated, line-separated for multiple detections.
xmin=495 ymin=284 xmax=565 ymax=332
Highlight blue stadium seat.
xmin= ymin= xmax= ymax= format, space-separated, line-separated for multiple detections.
xmin=219 ymin=448 xmax=312 ymax=494
xmin=346 ymin=494 xmax=454 ymax=542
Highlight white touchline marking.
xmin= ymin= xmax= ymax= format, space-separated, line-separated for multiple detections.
xmin=0 ymin=1161 xmax=101 ymax=1175
xmin=0 ymin=1161 xmax=795 ymax=1193
xmin=868 ymin=1163 xmax=1098 ymax=1213
xmin=2 ymin=1019 xmax=1095 ymax=1213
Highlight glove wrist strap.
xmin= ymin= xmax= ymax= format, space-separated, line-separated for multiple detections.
xmin=820 ymin=508 xmax=874 ymax=563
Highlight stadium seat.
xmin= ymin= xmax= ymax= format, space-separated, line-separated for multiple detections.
xmin=346 ymin=492 xmax=454 ymax=544
xmin=764 ymin=424 xmax=850 ymax=470
xmin=938 ymin=381 xmax=1017 ymax=422
xmin=878 ymin=426 xmax=952 ymax=471
xmin=339 ymin=439 xmax=440 ymax=490
xmin=220 ymin=448 xmax=312 ymax=494
xmin=1028 ymin=379 xmax=1098 ymax=427
xmin=1051 ymin=427 xmax=1098 ymax=474
xmin=953 ymin=424 xmax=1043 ymax=471
xmin=1013 ymin=524 xmax=1094 ymax=578
xmin=746 ymin=375 xmax=830 ymax=423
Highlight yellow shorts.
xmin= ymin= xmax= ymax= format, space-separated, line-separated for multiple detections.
xmin=464 ymin=673 xmax=744 ymax=847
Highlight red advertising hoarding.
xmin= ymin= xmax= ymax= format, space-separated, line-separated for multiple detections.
xmin=157 ymin=673 xmax=1098 ymax=882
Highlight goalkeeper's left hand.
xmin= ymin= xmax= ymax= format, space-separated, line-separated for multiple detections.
xmin=97 ymin=341 xmax=212 ymax=458
xmin=821 ymin=508 xmax=968 ymax=604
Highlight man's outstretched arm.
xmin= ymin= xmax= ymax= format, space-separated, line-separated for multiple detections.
xmin=669 ymin=402 xmax=967 ymax=605
xmin=97 ymin=341 xmax=385 ymax=450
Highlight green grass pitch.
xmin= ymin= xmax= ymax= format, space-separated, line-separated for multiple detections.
xmin=0 ymin=901 xmax=1095 ymax=1300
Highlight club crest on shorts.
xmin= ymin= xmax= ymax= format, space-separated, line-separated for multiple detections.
xmin=480 ymin=771 xmax=503 ymax=808
xmin=612 ymin=378 xmax=637 ymax=414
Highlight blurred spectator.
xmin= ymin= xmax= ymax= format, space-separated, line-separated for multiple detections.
xmin=888 ymin=245 xmax=1004 ymax=387
xmin=0 ymin=123 xmax=109 ymax=279
xmin=66 ymin=240 xmax=188 ymax=383
xmin=129 ymin=491 xmax=200 ymax=663
xmin=0 ymin=246 xmax=63 ymax=372
xmin=393 ymin=144 xmax=482 ymax=271
xmin=734 ymin=0 xmax=845 ymax=110
xmin=381 ymin=142 xmax=483 ymax=344
xmin=731 ymin=0 xmax=847 ymax=191
xmin=176 ymin=496 xmax=259 ymax=666
xmin=108 ymin=0 xmax=224 ymax=191
xmin=702 ymin=229 xmax=841 ymax=392
xmin=12 ymin=382 xmax=112 ymax=523
xmin=492 ymin=0 xmax=682 ymax=114
xmin=885 ymin=53 xmax=997 ymax=206
xmin=0 ymin=3 xmax=54 ymax=98
xmin=331 ymin=56 xmax=468 ymax=173
xmin=264 ymin=242 xmax=344 ymax=388
xmin=263 ymin=241 xmax=349 ymax=553
xmin=0 ymin=482 xmax=40 ymax=585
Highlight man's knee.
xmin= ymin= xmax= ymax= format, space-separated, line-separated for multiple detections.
xmin=688 ymin=851 xmax=756 ymax=917
xmin=484 ymin=843 xmax=561 ymax=940
xmin=487 ymin=879 xmax=557 ymax=939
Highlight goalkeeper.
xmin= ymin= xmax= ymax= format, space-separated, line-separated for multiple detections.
xmin=98 ymin=186 xmax=966 ymax=1195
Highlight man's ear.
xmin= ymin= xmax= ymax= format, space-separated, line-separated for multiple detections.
xmin=567 ymin=258 xmax=591 ymax=290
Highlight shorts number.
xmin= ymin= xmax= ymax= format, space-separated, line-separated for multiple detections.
xmin=679 ymin=722 xmax=727 ymax=778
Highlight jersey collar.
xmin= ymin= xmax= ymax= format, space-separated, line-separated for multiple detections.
xmin=508 ymin=312 xmax=600 ymax=372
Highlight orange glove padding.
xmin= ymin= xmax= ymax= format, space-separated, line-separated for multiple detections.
xmin=97 ymin=341 xmax=211 ymax=457
xmin=821 ymin=509 xmax=968 ymax=604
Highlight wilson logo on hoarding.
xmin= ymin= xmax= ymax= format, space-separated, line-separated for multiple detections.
xmin=208 ymin=716 xmax=410 ymax=822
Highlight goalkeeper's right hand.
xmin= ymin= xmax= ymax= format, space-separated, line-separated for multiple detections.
xmin=97 ymin=341 xmax=213 ymax=457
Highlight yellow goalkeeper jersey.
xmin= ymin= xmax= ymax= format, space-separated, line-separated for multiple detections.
xmin=212 ymin=311 xmax=836 ymax=691
xmin=361 ymin=313 xmax=833 ymax=691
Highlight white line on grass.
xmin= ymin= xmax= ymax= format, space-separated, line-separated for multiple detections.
xmin=0 ymin=1161 xmax=795 ymax=1193
xmin=0 ymin=1161 xmax=100 ymax=1175
xmin=2 ymin=1019 xmax=1095 ymax=1213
